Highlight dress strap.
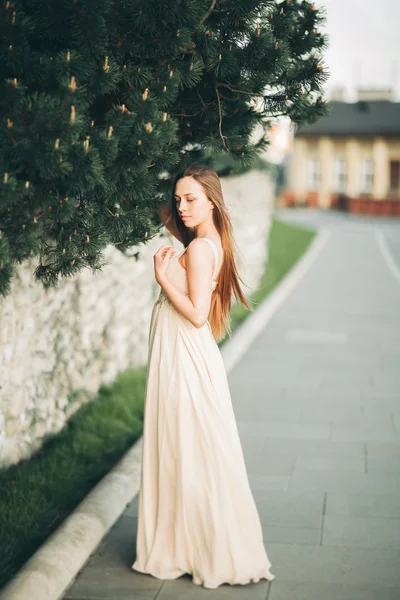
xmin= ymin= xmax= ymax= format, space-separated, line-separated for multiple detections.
xmin=197 ymin=237 xmax=220 ymax=281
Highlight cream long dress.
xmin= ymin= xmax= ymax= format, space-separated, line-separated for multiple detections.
xmin=132 ymin=237 xmax=275 ymax=589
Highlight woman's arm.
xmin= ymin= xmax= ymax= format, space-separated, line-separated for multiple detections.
xmin=154 ymin=240 xmax=214 ymax=328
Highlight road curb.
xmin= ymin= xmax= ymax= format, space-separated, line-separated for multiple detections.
xmin=0 ymin=226 xmax=329 ymax=600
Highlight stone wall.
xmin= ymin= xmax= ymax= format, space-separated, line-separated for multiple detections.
xmin=0 ymin=169 xmax=274 ymax=468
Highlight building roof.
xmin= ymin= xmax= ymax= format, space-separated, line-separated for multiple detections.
xmin=296 ymin=100 xmax=400 ymax=137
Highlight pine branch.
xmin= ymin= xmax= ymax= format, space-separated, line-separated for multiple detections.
xmin=215 ymin=84 xmax=229 ymax=151
xmin=199 ymin=0 xmax=218 ymax=26
xmin=216 ymin=82 xmax=286 ymax=103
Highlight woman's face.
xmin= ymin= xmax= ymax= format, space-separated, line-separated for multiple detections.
xmin=174 ymin=176 xmax=214 ymax=227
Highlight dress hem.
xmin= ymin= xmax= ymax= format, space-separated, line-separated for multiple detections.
xmin=131 ymin=561 xmax=275 ymax=589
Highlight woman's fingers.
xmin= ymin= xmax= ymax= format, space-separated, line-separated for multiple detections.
xmin=163 ymin=245 xmax=175 ymax=257
xmin=154 ymin=245 xmax=175 ymax=259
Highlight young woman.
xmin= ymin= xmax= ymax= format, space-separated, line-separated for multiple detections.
xmin=132 ymin=163 xmax=275 ymax=588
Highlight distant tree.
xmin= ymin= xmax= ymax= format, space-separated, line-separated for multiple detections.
xmin=0 ymin=0 xmax=328 ymax=296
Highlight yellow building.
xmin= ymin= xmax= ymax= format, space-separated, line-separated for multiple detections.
xmin=283 ymin=91 xmax=400 ymax=216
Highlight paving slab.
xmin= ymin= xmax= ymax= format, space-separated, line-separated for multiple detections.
xmin=64 ymin=566 xmax=162 ymax=600
xmin=268 ymin=580 xmax=400 ymax=600
xmin=367 ymin=456 xmax=400 ymax=472
xmin=294 ymin=456 xmax=365 ymax=472
xmin=157 ymin=577 xmax=270 ymax=600
xmin=326 ymin=492 xmax=400 ymax=519
xmin=267 ymin=543 xmax=400 ymax=586
xmin=289 ymin=468 xmax=400 ymax=495
xmin=321 ymin=515 xmax=400 ymax=550
xmin=263 ymin=438 xmax=365 ymax=458
xmin=262 ymin=525 xmax=320 ymax=546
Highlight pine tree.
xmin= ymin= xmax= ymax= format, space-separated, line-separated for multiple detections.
xmin=0 ymin=0 xmax=328 ymax=296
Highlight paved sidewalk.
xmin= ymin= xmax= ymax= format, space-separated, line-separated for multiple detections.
xmin=64 ymin=213 xmax=400 ymax=600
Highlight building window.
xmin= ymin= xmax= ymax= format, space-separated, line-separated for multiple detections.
xmin=360 ymin=159 xmax=374 ymax=194
xmin=389 ymin=161 xmax=400 ymax=196
xmin=307 ymin=159 xmax=320 ymax=191
xmin=334 ymin=159 xmax=347 ymax=193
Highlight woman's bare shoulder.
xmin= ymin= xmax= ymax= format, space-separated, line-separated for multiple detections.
xmin=189 ymin=236 xmax=222 ymax=253
xmin=185 ymin=237 xmax=216 ymax=262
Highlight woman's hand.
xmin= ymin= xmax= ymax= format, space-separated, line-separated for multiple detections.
xmin=154 ymin=245 xmax=175 ymax=285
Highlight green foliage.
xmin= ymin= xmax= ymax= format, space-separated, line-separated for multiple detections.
xmin=0 ymin=0 xmax=329 ymax=295
xmin=0 ymin=366 xmax=147 ymax=589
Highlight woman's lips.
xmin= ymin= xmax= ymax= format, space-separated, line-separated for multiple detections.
xmin=181 ymin=216 xmax=191 ymax=220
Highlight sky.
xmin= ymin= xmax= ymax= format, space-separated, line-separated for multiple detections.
xmin=317 ymin=0 xmax=400 ymax=101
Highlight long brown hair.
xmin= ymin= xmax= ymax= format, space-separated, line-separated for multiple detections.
xmin=170 ymin=163 xmax=253 ymax=342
